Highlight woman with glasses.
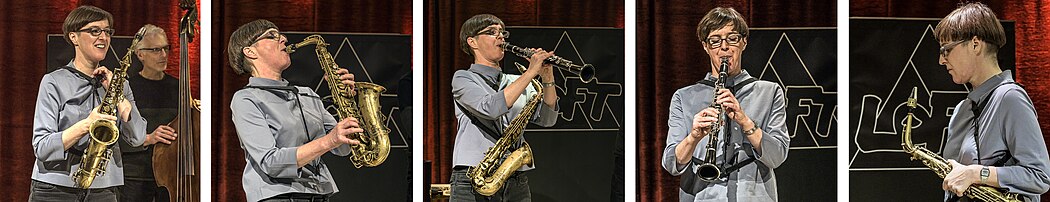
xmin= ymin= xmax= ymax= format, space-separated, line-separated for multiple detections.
xmin=934 ymin=3 xmax=1050 ymax=201
xmin=116 ymin=24 xmax=178 ymax=202
xmin=660 ymin=7 xmax=790 ymax=201
xmin=449 ymin=14 xmax=560 ymax=201
xmin=225 ymin=19 xmax=361 ymax=202
xmin=30 ymin=5 xmax=147 ymax=201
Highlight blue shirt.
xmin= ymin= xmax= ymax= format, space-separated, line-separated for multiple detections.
xmin=662 ymin=70 xmax=790 ymax=201
xmin=230 ymin=77 xmax=351 ymax=202
xmin=944 ymin=70 xmax=1050 ymax=201
xmin=451 ymin=64 xmax=560 ymax=171
xmin=31 ymin=61 xmax=147 ymax=188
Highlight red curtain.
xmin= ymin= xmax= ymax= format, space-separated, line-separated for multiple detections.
xmin=422 ymin=0 xmax=625 ymax=191
xmin=635 ymin=0 xmax=835 ymax=201
xmin=851 ymin=0 xmax=1050 ymax=200
xmin=210 ymin=0 xmax=411 ymax=201
xmin=0 ymin=0 xmax=200 ymax=201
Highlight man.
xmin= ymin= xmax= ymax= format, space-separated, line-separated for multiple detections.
xmin=935 ymin=3 xmax=1050 ymax=201
xmin=226 ymin=19 xmax=360 ymax=202
xmin=449 ymin=14 xmax=560 ymax=201
xmin=661 ymin=7 xmax=790 ymax=201
xmin=118 ymin=24 xmax=178 ymax=202
xmin=31 ymin=5 xmax=147 ymax=202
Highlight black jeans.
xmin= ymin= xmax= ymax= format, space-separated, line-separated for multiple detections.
xmin=450 ymin=167 xmax=531 ymax=202
xmin=117 ymin=179 xmax=169 ymax=202
xmin=29 ymin=180 xmax=117 ymax=202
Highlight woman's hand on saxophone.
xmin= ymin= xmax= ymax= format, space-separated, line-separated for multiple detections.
xmin=61 ymin=105 xmax=118 ymax=149
xmin=943 ymin=159 xmax=994 ymax=196
xmin=92 ymin=66 xmax=113 ymax=90
xmin=327 ymin=117 xmax=364 ymax=147
xmin=336 ymin=68 xmax=356 ymax=95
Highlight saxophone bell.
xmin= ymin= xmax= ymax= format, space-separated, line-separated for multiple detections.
xmin=286 ymin=35 xmax=390 ymax=168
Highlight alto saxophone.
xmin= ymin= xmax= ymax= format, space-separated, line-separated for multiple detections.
xmin=696 ymin=57 xmax=730 ymax=182
xmin=72 ymin=30 xmax=142 ymax=188
xmin=901 ymin=87 xmax=1021 ymax=202
xmin=467 ymin=62 xmax=542 ymax=196
xmin=286 ymin=35 xmax=390 ymax=168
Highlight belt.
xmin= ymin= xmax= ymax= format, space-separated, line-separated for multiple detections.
xmin=267 ymin=193 xmax=329 ymax=202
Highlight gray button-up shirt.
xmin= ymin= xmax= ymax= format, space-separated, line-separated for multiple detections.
xmin=944 ymin=70 xmax=1050 ymax=201
xmin=231 ymin=77 xmax=352 ymax=202
xmin=451 ymin=64 xmax=559 ymax=171
xmin=31 ymin=61 xmax=146 ymax=188
xmin=661 ymin=70 xmax=790 ymax=202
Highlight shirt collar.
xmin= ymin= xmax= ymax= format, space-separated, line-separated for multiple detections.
xmin=703 ymin=69 xmax=754 ymax=87
xmin=247 ymin=77 xmax=291 ymax=87
xmin=469 ymin=63 xmax=503 ymax=81
xmin=967 ymin=70 xmax=1013 ymax=103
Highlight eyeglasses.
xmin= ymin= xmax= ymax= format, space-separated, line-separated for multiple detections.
xmin=705 ymin=34 xmax=744 ymax=48
xmin=477 ymin=29 xmax=510 ymax=38
xmin=252 ymin=30 xmax=285 ymax=44
xmin=138 ymin=46 xmax=170 ymax=53
xmin=78 ymin=27 xmax=115 ymax=37
xmin=939 ymin=40 xmax=967 ymax=58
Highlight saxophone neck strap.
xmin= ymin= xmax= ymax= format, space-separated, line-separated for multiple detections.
xmin=454 ymin=101 xmax=503 ymax=141
xmin=969 ymin=81 xmax=1021 ymax=166
xmin=698 ymin=77 xmax=757 ymax=94
xmin=689 ymin=152 xmax=757 ymax=176
xmin=244 ymin=85 xmax=316 ymax=147
xmin=468 ymin=68 xmax=504 ymax=91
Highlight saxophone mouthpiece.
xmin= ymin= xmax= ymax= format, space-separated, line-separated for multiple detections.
xmin=284 ymin=44 xmax=296 ymax=54
xmin=907 ymin=87 xmax=918 ymax=108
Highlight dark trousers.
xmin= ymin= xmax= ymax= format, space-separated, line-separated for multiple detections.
xmin=450 ymin=167 xmax=531 ymax=202
xmin=117 ymin=179 xmax=169 ymax=202
xmin=29 ymin=180 xmax=117 ymax=202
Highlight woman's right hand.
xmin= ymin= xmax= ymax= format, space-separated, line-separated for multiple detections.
xmin=689 ymin=107 xmax=720 ymax=142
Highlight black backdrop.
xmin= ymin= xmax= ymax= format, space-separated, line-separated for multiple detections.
xmin=848 ymin=18 xmax=1016 ymax=202
xmin=277 ymin=32 xmax=412 ymax=201
xmin=46 ymin=34 xmax=135 ymax=74
xmin=740 ymin=28 xmax=838 ymax=201
xmin=495 ymin=27 xmax=626 ymax=201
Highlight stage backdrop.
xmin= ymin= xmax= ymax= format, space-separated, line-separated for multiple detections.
xmin=739 ymin=28 xmax=839 ymax=201
xmin=848 ymin=18 xmax=1017 ymax=201
xmin=46 ymin=35 xmax=135 ymax=73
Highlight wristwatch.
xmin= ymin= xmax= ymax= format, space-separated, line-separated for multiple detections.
xmin=743 ymin=119 xmax=758 ymax=135
xmin=980 ymin=166 xmax=990 ymax=183
xmin=542 ymin=82 xmax=555 ymax=88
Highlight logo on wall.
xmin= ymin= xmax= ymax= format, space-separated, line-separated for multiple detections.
xmin=850 ymin=24 xmax=968 ymax=170
xmin=505 ymin=28 xmax=625 ymax=132
xmin=744 ymin=28 xmax=838 ymax=149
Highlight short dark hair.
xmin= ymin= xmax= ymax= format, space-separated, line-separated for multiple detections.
xmin=934 ymin=2 xmax=1006 ymax=55
xmin=459 ymin=14 xmax=504 ymax=57
xmin=63 ymin=6 xmax=113 ymax=45
xmin=226 ymin=19 xmax=277 ymax=75
xmin=696 ymin=7 xmax=749 ymax=44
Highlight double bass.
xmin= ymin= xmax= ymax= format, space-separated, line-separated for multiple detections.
xmin=152 ymin=1 xmax=199 ymax=201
